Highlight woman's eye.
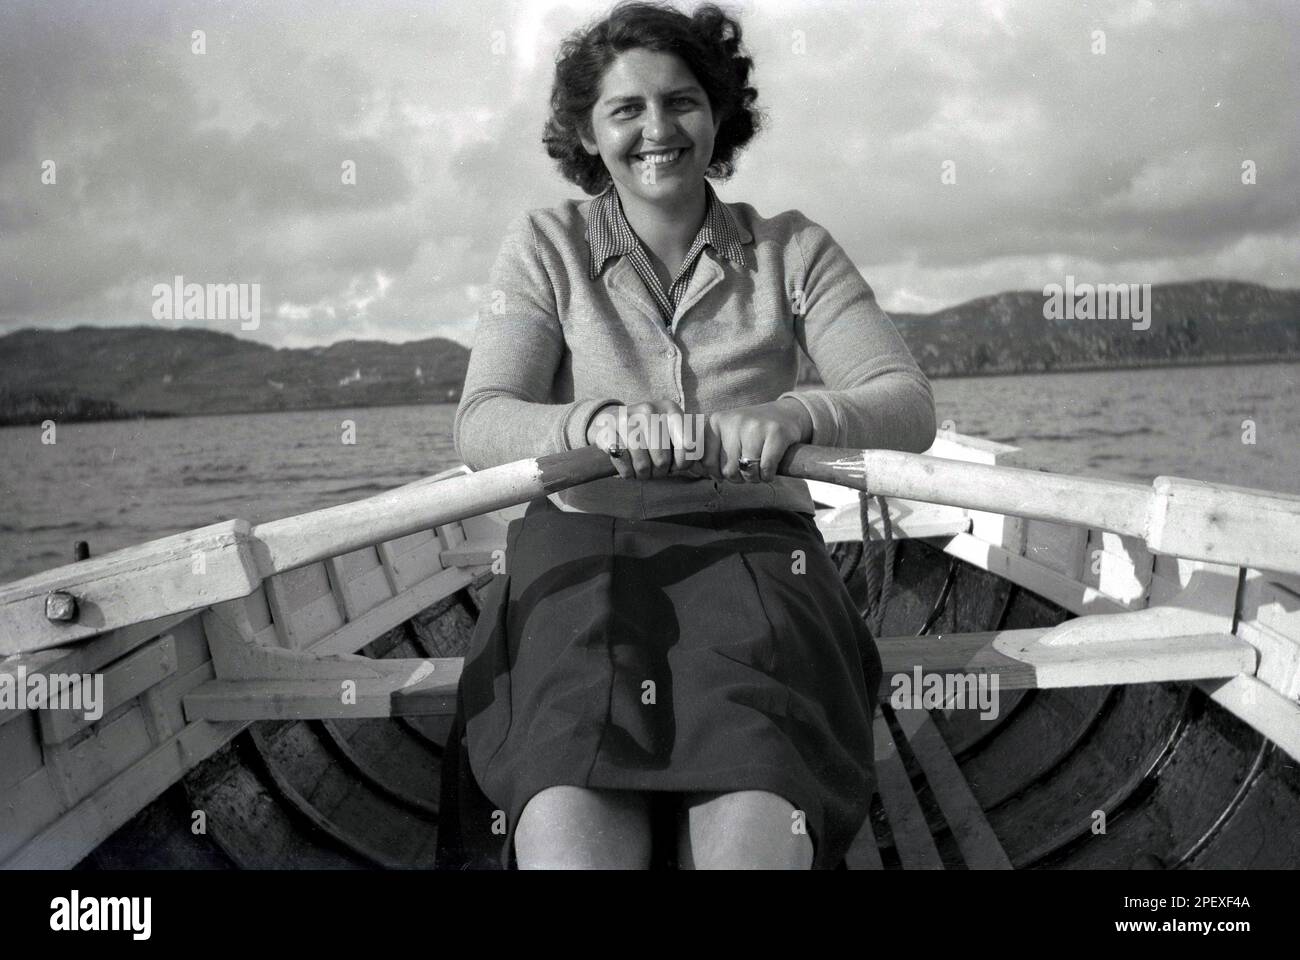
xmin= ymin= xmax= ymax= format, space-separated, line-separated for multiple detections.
xmin=612 ymin=98 xmax=695 ymax=117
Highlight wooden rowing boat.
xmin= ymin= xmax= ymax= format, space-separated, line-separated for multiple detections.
xmin=1 ymin=432 xmax=1297 ymax=869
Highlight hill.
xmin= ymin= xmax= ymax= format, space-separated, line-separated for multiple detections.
xmin=0 ymin=326 xmax=469 ymax=423
xmin=881 ymin=280 xmax=1300 ymax=378
xmin=1 ymin=280 xmax=1296 ymax=423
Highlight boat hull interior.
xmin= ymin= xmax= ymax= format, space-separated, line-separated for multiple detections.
xmin=74 ymin=539 xmax=1300 ymax=870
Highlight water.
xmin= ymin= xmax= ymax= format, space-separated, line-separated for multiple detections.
xmin=0 ymin=405 xmax=461 ymax=584
xmin=932 ymin=363 xmax=1300 ymax=492
xmin=2 ymin=362 xmax=1297 ymax=584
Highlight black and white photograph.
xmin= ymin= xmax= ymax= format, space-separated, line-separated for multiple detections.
xmin=0 ymin=0 xmax=1295 ymax=938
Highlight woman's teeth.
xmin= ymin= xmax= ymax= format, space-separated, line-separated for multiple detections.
xmin=635 ymin=148 xmax=684 ymax=165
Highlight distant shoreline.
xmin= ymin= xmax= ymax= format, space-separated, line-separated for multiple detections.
xmin=881 ymin=351 xmax=1300 ymax=384
xmin=3 ymin=355 xmax=1297 ymax=427
xmin=0 ymin=391 xmax=177 ymax=428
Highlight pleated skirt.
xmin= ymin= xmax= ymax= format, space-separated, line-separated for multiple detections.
xmin=450 ymin=493 xmax=882 ymax=869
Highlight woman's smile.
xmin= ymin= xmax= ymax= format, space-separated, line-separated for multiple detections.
xmin=632 ymin=146 xmax=689 ymax=171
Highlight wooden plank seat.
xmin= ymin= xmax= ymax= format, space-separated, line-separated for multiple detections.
xmin=182 ymin=657 xmax=464 ymax=722
xmin=182 ymin=627 xmax=1256 ymax=721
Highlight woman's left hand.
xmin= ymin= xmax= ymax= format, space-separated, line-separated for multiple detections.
xmin=695 ymin=398 xmax=814 ymax=484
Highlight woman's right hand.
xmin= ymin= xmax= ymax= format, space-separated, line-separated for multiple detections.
xmin=586 ymin=400 xmax=703 ymax=480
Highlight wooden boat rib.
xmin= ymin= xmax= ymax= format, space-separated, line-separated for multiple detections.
xmin=1 ymin=433 xmax=1297 ymax=869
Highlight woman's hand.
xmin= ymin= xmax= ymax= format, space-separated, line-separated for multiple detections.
xmin=586 ymin=400 xmax=703 ymax=480
xmin=699 ymin=398 xmax=814 ymax=484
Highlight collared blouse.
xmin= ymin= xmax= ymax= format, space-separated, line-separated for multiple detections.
xmin=587 ymin=179 xmax=748 ymax=328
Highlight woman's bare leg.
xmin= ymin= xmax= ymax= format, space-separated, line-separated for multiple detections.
xmin=677 ymin=789 xmax=813 ymax=869
xmin=515 ymin=785 xmax=653 ymax=869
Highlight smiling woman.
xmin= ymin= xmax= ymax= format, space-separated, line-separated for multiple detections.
xmin=544 ymin=1 xmax=763 ymax=296
xmin=444 ymin=0 xmax=936 ymax=871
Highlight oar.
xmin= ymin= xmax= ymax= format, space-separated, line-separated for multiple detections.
xmin=0 ymin=446 xmax=619 ymax=654
xmin=781 ymin=445 xmax=1151 ymax=537
xmin=252 ymin=445 xmax=619 ymax=573
xmin=3 ymin=444 xmax=1298 ymax=655
xmin=780 ymin=445 xmax=1300 ymax=578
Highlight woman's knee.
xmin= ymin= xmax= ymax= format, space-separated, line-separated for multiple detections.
xmin=515 ymin=785 xmax=653 ymax=869
xmin=679 ymin=789 xmax=813 ymax=870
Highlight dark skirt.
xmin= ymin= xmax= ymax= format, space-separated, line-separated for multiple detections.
xmin=439 ymin=494 xmax=882 ymax=870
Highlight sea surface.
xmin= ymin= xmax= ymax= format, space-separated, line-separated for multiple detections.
xmin=1 ymin=362 xmax=1297 ymax=584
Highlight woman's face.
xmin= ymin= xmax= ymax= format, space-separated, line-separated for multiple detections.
xmin=580 ymin=48 xmax=721 ymax=209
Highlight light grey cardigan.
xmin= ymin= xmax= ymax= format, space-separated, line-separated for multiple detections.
xmin=454 ymin=190 xmax=936 ymax=517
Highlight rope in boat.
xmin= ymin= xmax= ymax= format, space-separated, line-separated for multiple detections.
xmin=916 ymin=557 xmax=960 ymax=637
xmin=859 ymin=490 xmax=896 ymax=638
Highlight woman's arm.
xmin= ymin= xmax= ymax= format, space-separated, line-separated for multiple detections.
xmin=777 ymin=213 xmax=937 ymax=454
xmin=453 ymin=212 xmax=620 ymax=470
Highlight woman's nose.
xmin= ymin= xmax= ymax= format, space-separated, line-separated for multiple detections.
xmin=641 ymin=106 xmax=675 ymax=141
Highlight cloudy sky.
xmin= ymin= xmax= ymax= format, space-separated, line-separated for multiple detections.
xmin=1 ymin=0 xmax=1296 ymax=349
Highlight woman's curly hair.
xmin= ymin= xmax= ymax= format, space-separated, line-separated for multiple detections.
xmin=542 ymin=1 xmax=764 ymax=195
